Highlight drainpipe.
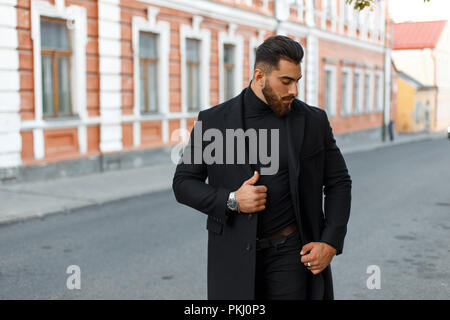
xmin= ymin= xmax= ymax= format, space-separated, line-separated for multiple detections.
xmin=431 ymin=49 xmax=438 ymax=131
xmin=382 ymin=2 xmax=391 ymax=142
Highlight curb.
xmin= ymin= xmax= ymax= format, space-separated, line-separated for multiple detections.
xmin=340 ymin=132 xmax=447 ymax=155
xmin=0 ymin=187 xmax=173 ymax=227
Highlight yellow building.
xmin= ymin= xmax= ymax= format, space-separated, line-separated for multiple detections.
xmin=396 ymin=71 xmax=437 ymax=132
xmin=393 ymin=20 xmax=450 ymax=132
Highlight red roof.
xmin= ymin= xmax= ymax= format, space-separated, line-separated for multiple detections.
xmin=393 ymin=20 xmax=447 ymax=50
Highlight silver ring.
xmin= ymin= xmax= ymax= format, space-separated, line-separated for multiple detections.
xmin=306 ymin=262 xmax=311 ymax=267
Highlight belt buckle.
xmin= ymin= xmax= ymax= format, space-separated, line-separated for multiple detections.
xmin=271 ymin=235 xmax=288 ymax=250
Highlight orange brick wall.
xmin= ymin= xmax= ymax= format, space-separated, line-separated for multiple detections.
xmin=318 ymin=39 xmax=385 ymax=134
xmin=14 ymin=0 xmax=392 ymax=166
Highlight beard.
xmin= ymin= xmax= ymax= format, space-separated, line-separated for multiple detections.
xmin=262 ymin=82 xmax=295 ymax=117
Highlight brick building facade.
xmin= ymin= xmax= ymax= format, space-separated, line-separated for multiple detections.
xmin=0 ymin=0 xmax=395 ymax=181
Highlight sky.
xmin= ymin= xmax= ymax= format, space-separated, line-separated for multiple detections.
xmin=388 ymin=0 xmax=450 ymax=22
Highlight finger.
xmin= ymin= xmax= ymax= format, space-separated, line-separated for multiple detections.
xmin=300 ymin=254 xmax=314 ymax=264
xmin=254 ymin=185 xmax=267 ymax=193
xmin=255 ymin=205 xmax=265 ymax=212
xmin=301 ymin=242 xmax=315 ymax=255
xmin=309 ymin=265 xmax=322 ymax=272
xmin=254 ymin=193 xmax=267 ymax=201
xmin=305 ymin=262 xmax=320 ymax=269
xmin=255 ymin=199 xmax=266 ymax=206
xmin=244 ymin=171 xmax=259 ymax=185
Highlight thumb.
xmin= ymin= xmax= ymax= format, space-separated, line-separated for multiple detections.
xmin=300 ymin=242 xmax=314 ymax=255
xmin=244 ymin=171 xmax=259 ymax=185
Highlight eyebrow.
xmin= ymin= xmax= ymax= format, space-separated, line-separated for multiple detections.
xmin=279 ymin=75 xmax=302 ymax=82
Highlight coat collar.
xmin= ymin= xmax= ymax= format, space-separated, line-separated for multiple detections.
xmin=223 ymin=87 xmax=305 ymax=180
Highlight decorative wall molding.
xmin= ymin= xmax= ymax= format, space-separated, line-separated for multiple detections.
xmin=30 ymin=0 xmax=87 ymax=159
xmin=98 ymin=0 xmax=122 ymax=152
xmin=0 ymin=0 xmax=21 ymax=167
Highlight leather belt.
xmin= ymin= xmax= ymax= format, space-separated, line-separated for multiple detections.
xmin=256 ymin=223 xmax=298 ymax=250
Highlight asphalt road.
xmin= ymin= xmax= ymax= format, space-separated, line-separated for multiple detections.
xmin=0 ymin=138 xmax=449 ymax=299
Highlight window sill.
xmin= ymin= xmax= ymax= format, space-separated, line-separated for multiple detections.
xmin=43 ymin=115 xmax=81 ymax=122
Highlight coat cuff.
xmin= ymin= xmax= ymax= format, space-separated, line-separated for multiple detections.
xmin=320 ymin=229 xmax=344 ymax=255
xmin=213 ymin=187 xmax=232 ymax=222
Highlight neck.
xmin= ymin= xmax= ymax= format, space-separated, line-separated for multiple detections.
xmin=250 ymin=80 xmax=268 ymax=104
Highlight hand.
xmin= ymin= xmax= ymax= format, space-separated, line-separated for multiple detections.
xmin=300 ymin=242 xmax=337 ymax=275
xmin=235 ymin=171 xmax=267 ymax=214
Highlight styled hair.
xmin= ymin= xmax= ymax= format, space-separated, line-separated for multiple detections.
xmin=254 ymin=35 xmax=304 ymax=74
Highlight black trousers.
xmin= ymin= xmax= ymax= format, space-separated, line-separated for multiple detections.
xmin=254 ymin=230 xmax=309 ymax=300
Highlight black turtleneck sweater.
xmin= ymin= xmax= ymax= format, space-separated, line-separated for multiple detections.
xmin=243 ymin=85 xmax=297 ymax=238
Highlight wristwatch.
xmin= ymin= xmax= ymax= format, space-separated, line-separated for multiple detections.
xmin=227 ymin=191 xmax=240 ymax=213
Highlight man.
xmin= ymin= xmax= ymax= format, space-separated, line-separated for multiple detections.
xmin=172 ymin=35 xmax=351 ymax=300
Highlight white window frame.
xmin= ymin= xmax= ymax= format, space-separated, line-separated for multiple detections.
xmin=353 ymin=68 xmax=364 ymax=114
xmin=30 ymin=0 xmax=87 ymax=160
xmin=364 ymin=70 xmax=374 ymax=114
xmin=375 ymin=70 xmax=384 ymax=113
xmin=180 ymin=16 xmax=210 ymax=116
xmin=132 ymin=7 xmax=170 ymax=117
xmin=132 ymin=7 xmax=170 ymax=146
xmin=218 ymin=23 xmax=243 ymax=103
xmin=323 ymin=64 xmax=337 ymax=117
xmin=340 ymin=66 xmax=353 ymax=116
xmin=249 ymin=30 xmax=265 ymax=80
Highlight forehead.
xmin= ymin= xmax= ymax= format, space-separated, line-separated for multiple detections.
xmin=272 ymin=59 xmax=301 ymax=77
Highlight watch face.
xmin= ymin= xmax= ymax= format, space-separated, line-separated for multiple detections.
xmin=228 ymin=199 xmax=237 ymax=210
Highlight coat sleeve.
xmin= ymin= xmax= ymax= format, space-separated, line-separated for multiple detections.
xmin=172 ymin=111 xmax=232 ymax=223
xmin=319 ymin=111 xmax=352 ymax=255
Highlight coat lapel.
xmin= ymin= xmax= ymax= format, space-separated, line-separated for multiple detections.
xmin=223 ymin=88 xmax=254 ymax=179
xmin=285 ymin=102 xmax=306 ymax=240
xmin=286 ymin=102 xmax=306 ymax=181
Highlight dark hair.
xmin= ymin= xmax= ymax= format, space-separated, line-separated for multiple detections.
xmin=254 ymin=35 xmax=304 ymax=74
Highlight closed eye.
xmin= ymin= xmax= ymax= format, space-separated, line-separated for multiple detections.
xmin=280 ymin=75 xmax=302 ymax=85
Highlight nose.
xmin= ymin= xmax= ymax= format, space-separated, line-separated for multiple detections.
xmin=288 ymin=83 xmax=298 ymax=97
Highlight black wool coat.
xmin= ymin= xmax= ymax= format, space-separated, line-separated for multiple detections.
xmin=172 ymin=87 xmax=352 ymax=300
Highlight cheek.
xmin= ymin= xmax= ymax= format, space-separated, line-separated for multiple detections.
xmin=270 ymin=85 xmax=284 ymax=99
xmin=266 ymin=78 xmax=286 ymax=98
xmin=276 ymin=85 xmax=289 ymax=97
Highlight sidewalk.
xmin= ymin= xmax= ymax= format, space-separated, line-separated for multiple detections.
xmin=337 ymin=129 xmax=447 ymax=155
xmin=0 ymin=130 xmax=447 ymax=226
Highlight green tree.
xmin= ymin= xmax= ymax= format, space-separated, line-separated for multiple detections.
xmin=346 ymin=0 xmax=431 ymax=11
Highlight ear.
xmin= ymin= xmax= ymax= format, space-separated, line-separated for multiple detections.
xmin=253 ymin=68 xmax=263 ymax=80
xmin=253 ymin=68 xmax=265 ymax=87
